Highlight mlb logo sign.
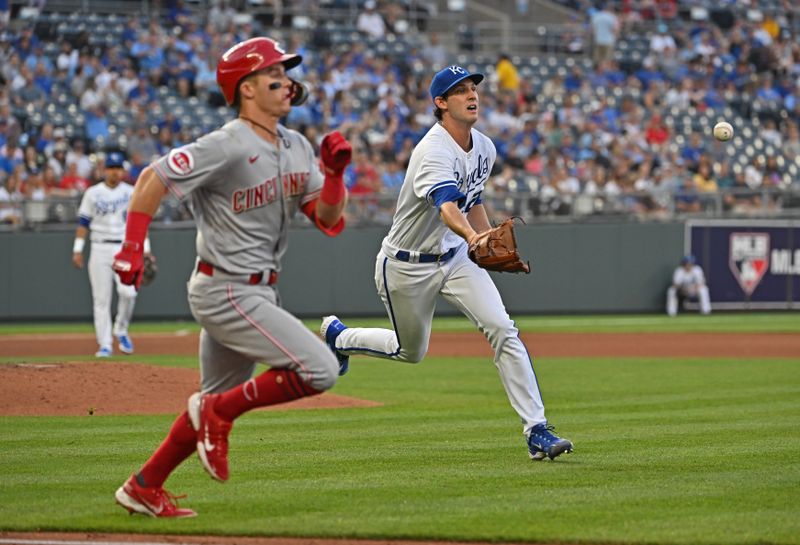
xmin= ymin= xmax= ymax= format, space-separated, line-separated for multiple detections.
xmin=729 ymin=233 xmax=770 ymax=295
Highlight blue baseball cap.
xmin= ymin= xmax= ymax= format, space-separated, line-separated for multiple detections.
xmin=681 ymin=255 xmax=696 ymax=265
xmin=105 ymin=152 xmax=126 ymax=168
xmin=429 ymin=65 xmax=484 ymax=103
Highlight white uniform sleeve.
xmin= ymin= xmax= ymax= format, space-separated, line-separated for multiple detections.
xmin=150 ymin=129 xmax=230 ymax=199
xmin=693 ymin=266 xmax=706 ymax=285
xmin=672 ymin=267 xmax=681 ymax=286
xmin=412 ymin=139 xmax=458 ymax=206
xmin=77 ymin=187 xmax=94 ymax=222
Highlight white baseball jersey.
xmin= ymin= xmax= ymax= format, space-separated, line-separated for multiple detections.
xmin=673 ymin=265 xmax=706 ymax=289
xmin=78 ymin=181 xmax=134 ymax=242
xmin=151 ymin=118 xmax=327 ymax=274
xmin=78 ymin=181 xmax=138 ymax=352
xmin=382 ymin=122 xmax=496 ymax=255
xmin=334 ymin=121 xmax=552 ymax=437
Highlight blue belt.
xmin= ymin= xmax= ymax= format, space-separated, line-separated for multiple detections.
xmin=395 ymin=247 xmax=457 ymax=263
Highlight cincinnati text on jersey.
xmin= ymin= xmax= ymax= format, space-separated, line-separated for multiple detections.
xmin=231 ymin=171 xmax=310 ymax=214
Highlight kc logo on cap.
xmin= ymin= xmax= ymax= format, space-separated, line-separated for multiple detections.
xmin=429 ymin=65 xmax=485 ymax=103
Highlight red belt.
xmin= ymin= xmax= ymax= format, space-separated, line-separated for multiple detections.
xmin=197 ymin=261 xmax=278 ymax=285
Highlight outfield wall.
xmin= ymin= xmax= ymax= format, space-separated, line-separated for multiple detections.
xmin=0 ymin=222 xmax=684 ymax=320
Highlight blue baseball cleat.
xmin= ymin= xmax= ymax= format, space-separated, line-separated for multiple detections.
xmin=320 ymin=315 xmax=349 ymax=375
xmin=95 ymin=346 xmax=112 ymax=358
xmin=527 ymin=423 xmax=573 ymax=460
xmin=117 ymin=334 xmax=134 ymax=354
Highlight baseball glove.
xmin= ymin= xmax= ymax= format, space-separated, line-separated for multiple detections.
xmin=468 ymin=218 xmax=531 ymax=273
xmin=140 ymin=254 xmax=158 ymax=287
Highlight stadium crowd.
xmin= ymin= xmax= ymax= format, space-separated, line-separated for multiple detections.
xmin=1 ymin=0 xmax=799 ymax=227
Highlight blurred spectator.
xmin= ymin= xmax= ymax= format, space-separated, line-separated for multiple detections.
xmin=496 ymin=53 xmax=520 ymax=94
xmin=66 ymin=140 xmax=93 ymax=179
xmin=22 ymin=143 xmax=43 ymax=174
xmin=127 ymin=76 xmax=157 ymax=105
xmin=674 ymin=175 xmax=701 ymax=213
xmin=357 ymin=1 xmax=386 ymax=40
xmin=127 ymin=150 xmax=148 ymax=181
xmin=127 ymin=125 xmax=159 ymax=163
xmin=0 ymin=174 xmax=23 ymax=225
xmin=23 ymin=167 xmax=46 ymax=200
xmin=680 ymin=132 xmax=705 ymax=171
xmin=760 ymin=118 xmax=782 ymax=147
xmin=644 ymin=114 xmax=669 ymax=146
xmin=763 ymin=155 xmax=783 ymax=188
xmin=744 ymin=156 xmax=765 ymax=189
xmin=693 ymin=162 xmax=718 ymax=193
xmin=422 ymin=32 xmax=447 ymax=69
xmin=590 ymin=2 xmax=619 ymax=65
xmin=34 ymin=122 xmax=54 ymax=155
xmin=785 ymin=123 xmax=800 ymax=161
xmin=0 ymin=0 xmax=9 ymax=29
xmin=48 ymin=141 xmax=68 ymax=180
xmin=80 ymin=78 xmax=102 ymax=111
xmin=58 ymin=161 xmax=90 ymax=195
xmin=650 ymin=23 xmax=677 ymax=55
xmin=131 ymin=33 xmax=165 ymax=76
xmin=56 ymin=40 xmax=78 ymax=76
xmin=0 ymin=138 xmax=23 ymax=176
xmin=381 ymin=158 xmax=404 ymax=191
xmin=86 ymin=106 xmax=111 ymax=142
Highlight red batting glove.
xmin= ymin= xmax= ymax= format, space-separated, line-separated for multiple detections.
xmin=320 ymin=131 xmax=352 ymax=177
xmin=113 ymin=241 xmax=145 ymax=289
xmin=113 ymin=211 xmax=152 ymax=290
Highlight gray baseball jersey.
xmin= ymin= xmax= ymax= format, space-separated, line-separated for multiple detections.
xmin=152 ymin=118 xmax=326 ymax=274
xmin=151 ymin=118 xmax=339 ymax=394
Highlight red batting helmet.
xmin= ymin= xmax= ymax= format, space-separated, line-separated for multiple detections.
xmin=216 ymin=37 xmax=302 ymax=106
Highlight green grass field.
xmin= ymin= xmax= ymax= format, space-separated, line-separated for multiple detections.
xmin=1 ymin=314 xmax=799 ymax=545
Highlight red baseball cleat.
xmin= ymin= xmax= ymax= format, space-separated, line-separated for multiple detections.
xmin=114 ymin=475 xmax=196 ymax=518
xmin=188 ymin=392 xmax=233 ymax=482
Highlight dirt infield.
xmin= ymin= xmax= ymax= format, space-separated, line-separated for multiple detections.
xmin=0 ymin=362 xmax=380 ymax=417
xmin=2 ymin=330 xmax=799 ymax=359
xmin=1 ymin=330 xmax=797 ymax=418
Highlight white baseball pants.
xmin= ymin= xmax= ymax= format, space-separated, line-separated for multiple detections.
xmin=335 ymin=245 xmax=547 ymax=435
xmin=666 ymin=284 xmax=711 ymax=316
xmin=88 ymin=241 xmax=137 ymax=349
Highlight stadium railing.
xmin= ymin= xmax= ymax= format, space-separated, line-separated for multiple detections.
xmin=4 ymin=187 xmax=799 ymax=232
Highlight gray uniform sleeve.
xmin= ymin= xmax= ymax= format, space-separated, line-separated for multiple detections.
xmin=150 ymin=129 xmax=231 ymax=199
xmin=299 ymin=135 xmax=324 ymax=207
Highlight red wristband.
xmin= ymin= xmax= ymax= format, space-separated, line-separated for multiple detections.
xmin=320 ymin=173 xmax=346 ymax=206
xmin=124 ymin=211 xmax=152 ymax=247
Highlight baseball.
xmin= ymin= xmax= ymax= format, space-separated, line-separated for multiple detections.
xmin=713 ymin=121 xmax=734 ymax=141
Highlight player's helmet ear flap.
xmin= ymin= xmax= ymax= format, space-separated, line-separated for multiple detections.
xmin=216 ymin=37 xmax=302 ymax=106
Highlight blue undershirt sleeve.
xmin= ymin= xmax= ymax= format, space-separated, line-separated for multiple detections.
xmin=429 ymin=184 xmax=466 ymax=210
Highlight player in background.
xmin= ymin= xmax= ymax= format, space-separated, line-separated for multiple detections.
xmin=111 ymin=37 xmax=352 ymax=518
xmin=666 ymin=255 xmax=711 ymax=316
xmin=320 ymin=65 xmax=573 ymax=462
xmin=72 ymin=151 xmax=148 ymax=357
